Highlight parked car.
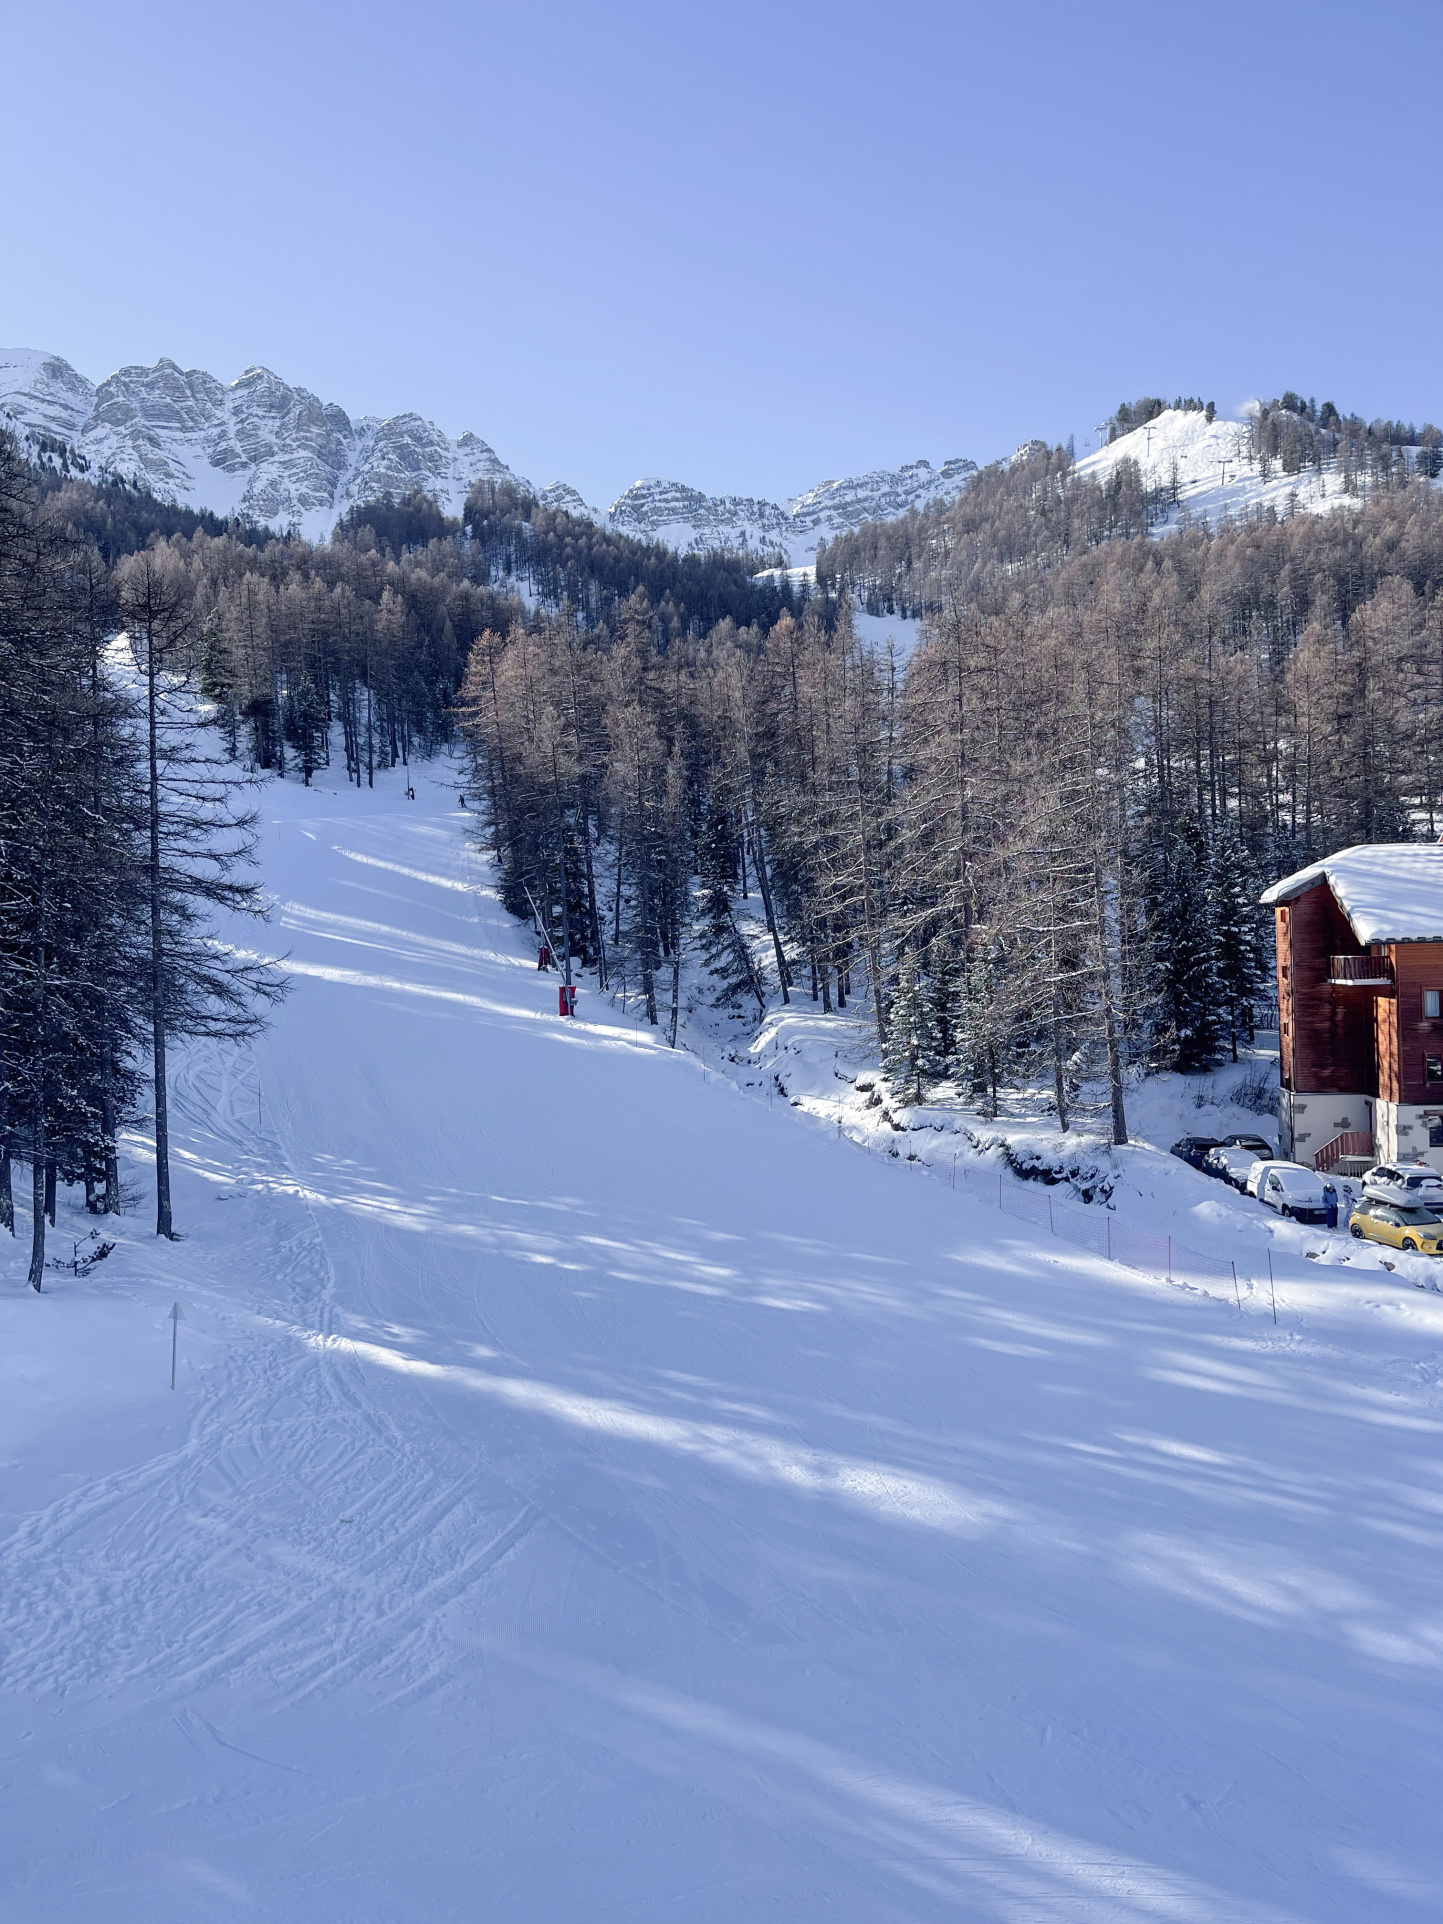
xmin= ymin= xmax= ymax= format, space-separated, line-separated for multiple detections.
xmin=1360 ymin=1161 xmax=1443 ymax=1208
xmin=1221 ymin=1131 xmax=1275 ymax=1158
xmin=1256 ymin=1163 xmax=1332 ymax=1223
xmin=1170 ymin=1135 xmax=1223 ymax=1169
xmin=1201 ymin=1143 xmax=1261 ymax=1189
xmin=1349 ymin=1200 xmax=1443 ymax=1254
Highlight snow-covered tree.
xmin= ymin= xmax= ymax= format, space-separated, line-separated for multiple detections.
xmin=884 ymin=950 xmax=944 ymax=1104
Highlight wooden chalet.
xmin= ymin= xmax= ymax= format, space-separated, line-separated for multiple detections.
xmin=1261 ymin=845 xmax=1443 ymax=1174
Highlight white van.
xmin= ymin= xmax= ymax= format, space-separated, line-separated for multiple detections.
xmin=1254 ymin=1162 xmax=1332 ymax=1225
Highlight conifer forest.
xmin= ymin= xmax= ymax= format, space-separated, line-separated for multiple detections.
xmin=7 ymin=391 xmax=1443 ymax=1273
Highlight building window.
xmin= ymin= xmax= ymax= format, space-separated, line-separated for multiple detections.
xmin=1430 ymin=1119 xmax=1443 ymax=1148
xmin=1427 ymin=1055 xmax=1443 ymax=1082
xmin=1427 ymin=990 xmax=1442 ymax=1019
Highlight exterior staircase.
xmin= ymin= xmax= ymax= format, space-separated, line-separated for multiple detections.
xmin=1313 ymin=1131 xmax=1374 ymax=1176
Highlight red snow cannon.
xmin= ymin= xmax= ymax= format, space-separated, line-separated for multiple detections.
xmin=537 ymin=945 xmax=553 ymax=970
xmin=559 ymin=984 xmax=577 ymax=1017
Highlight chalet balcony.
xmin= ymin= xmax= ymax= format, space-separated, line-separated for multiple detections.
xmin=1328 ymin=954 xmax=1394 ymax=986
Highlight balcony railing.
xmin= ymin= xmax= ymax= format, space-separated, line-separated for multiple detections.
xmin=1328 ymin=954 xmax=1394 ymax=985
xmin=1314 ymin=1130 xmax=1375 ymax=1175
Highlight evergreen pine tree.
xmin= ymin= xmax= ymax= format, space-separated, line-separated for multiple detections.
xmin=288 ymin=674 xmax=326 ymax=786
xmin=1208 ymin=834 xmax=1271 ymax=1060
xmin=116 ymin=547 xmax=286 ymax=1239
xmin=699 ymin=879 xmax=767 ymax=1018
xmin=1147 ymin=820 xmax=1221 ymax=1072
xmin=929 ymin=941 xmax=962 ymax=1084
xmin=883 ymin=950 xmax=944 ymax=1103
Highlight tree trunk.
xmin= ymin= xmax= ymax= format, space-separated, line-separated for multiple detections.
xmin=0 ymin=1146 xmax=12 ymax=1235
xmin=557 ymin=845 xmax=573 ymax=991
xmin=747 ymin=816 xmax=790 ymax=1003
xmin=153 ymin=1005 xmax=173 ymax=1238
xmin=637 ymin=845 xmax=659 ymax=1025
xmin=668 ymin=952 xmax=681 ymax=1048
xmin=1095 ymin=890 xmax=1130 ymax=1143
xmin=581 ymin=804 xmax=605 ymax=989
xmin=44 ymin=1161 xmax=56 ymax=1227
xmin=27 ymin=1132 xmax=46 ymax=1290
xmin=146 ymin=622 xmax=175 ymax=1239
xmin=101 ymin=1054 xmax=121 ymax=1214
xmin=1051 ymin=970 xmax=1069 ymax=1132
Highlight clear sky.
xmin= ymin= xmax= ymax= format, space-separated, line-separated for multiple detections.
xmin=3 ymin=0 xmax=1440 ymax=508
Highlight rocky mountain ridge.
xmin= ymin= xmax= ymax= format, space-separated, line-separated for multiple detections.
xmin=0 ymin=348 xmax=978 ymax=560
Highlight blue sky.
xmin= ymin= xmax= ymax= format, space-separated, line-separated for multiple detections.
xmin=3 ymin=0 xmax=1440 ymax=507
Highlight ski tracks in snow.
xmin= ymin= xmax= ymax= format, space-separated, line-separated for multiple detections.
xmin=0 ymin=1009 xmax=534 ymax=1713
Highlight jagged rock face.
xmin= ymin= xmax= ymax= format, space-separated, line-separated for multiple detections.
xmin=607 ymin=478 xmax=794 ymax=551
xmin=0 ymin=349 xmax=525 ymax=540
xmin=0 ymin=350 xmax=95 ymax=443
xmin=789 ymin=457 xmax=978 ymax=533
xmin=608 ymin=456 xmax=978 ymax=562
xmin=0 ymin=347 xmax=980 ymax=559
xmin=535 ymin=481 xmax=595 ymax=517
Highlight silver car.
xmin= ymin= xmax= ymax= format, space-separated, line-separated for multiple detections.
xmin=1361 ymin=1161 xmax=1443 ymax=1208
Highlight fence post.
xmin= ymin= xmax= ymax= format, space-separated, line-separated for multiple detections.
xmin=1232 ymin=1261 xmax=1241 ymax=1312
xmin=1268 ymin=1249 xmax=1277 ymax=1325
xmin=1048 ymin=1198 xmax=1054 ymax=1235
xmin=1106 ymin=1215 xmax=1111 ymax=1261
xmin=1167 ymin=1235 xmax=1172 ymax=1285
xmin=997 ymin=1175 xmax=1003 ymax=1208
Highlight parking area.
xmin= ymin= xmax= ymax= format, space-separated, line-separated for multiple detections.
xmin=1171 ymin=1134 xmax=1443 ymax=1283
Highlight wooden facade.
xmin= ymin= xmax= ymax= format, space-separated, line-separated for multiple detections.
xmin=1274 ymin=884 xmax=1375 ymax=1094
xmin=1275 ymin=879 xmax=1443 ymax=1106
xmin=1376 ymin=942 xmax=1443 ymax=1104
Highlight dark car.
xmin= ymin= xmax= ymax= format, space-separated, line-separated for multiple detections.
xmin=1222 ymin=1132 xmax=1275 ymax=1158
xmin=1170 ymin=1135 xmax=1224 ymax=1169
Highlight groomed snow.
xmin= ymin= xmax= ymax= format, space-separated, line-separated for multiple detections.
xmin=4 ymin=761 xmax=1443 ymax=1922
xmin=1262 ymin=841 xmax=1443 ymax=943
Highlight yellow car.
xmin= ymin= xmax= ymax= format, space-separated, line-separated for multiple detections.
xmin=1349 ymin=1202 xmax=1443 ymax=1254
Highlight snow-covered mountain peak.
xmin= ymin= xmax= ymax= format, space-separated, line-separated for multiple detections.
xmin=0 ymin=349 xmax=532 ymax=540
xmin=0 ymin=346 xmax=979 ymax=559
xmin=536 ymin=480 xmax=600 ymax=517
xmin=607 ymin=455 xmax=979 ymax=563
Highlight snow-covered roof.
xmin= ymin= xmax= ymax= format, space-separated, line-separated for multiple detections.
xmin=1260 ymin=844 xmax=1443 ymax=943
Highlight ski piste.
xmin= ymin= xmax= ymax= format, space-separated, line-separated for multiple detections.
xmin=3 ymin=754 xmax=1440 ymax=1923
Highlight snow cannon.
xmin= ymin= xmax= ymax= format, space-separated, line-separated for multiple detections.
xmin=559 ymin=984 xmax=577 ymax=1017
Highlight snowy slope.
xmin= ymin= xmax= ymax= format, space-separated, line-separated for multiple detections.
xmin=4 ymin=760 xmax=1443 ymax=1922
xmin=1075 ymin=405 xmax=1440 ymax=531
xmin=0 ymin=348 xmax=977 ymax=558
